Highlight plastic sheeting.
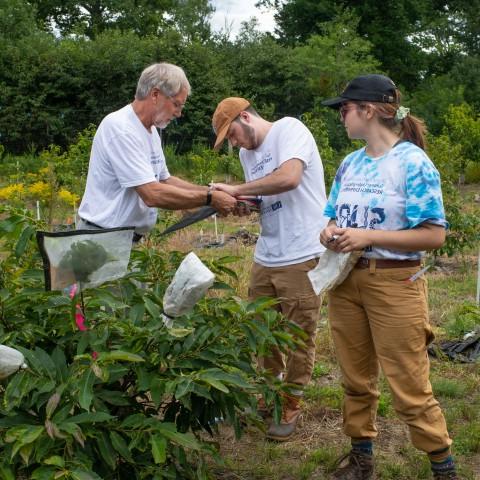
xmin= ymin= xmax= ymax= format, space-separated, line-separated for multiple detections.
xmin=37 ymin=227 xmax=135 ymax=291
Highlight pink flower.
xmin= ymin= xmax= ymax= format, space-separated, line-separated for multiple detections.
xmin=69 ymin=283 xmax=78 ymax=299
xmin=92 ymin=351 xmax=98 ymax=360
xmin=75 ymin=307 xmax=87 ymax=331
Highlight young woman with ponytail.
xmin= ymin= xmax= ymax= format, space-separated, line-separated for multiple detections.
xmin=320 ymin=75 xmax=457 ymax=480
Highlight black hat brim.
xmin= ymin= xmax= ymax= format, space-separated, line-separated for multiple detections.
xmin=321 ymin=96 xmax=344 ymax=109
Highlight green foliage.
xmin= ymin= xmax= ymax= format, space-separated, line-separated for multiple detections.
xmin=443 ymin=104 xmax=480 ymax=171
xmin=290 ymin=10 xmax=380 ymax=101
xmin=0 ymin=206 xmax=298 ymax=478
xmin=428 ymin=133 xmax=480 ymax=257
xmin=444 ymin=303 xmax=480 ymax=338
xmin=431 ymin=378 xmax=469 ymax=399
xmin=301 ymin=112 xmax=338 ymax=189
xmin=465 ymin=161 xmax=480 ymax=183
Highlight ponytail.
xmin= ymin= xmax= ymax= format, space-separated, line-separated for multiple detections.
xmin=400 ymin=114 xmax=427 ymax=150
xmin=356 ymin=88 xmax=428 ymax=150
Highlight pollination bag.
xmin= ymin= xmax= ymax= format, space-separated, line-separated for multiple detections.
xmin=163 ymin=252 xmax=215 ymax=318
xmin=36 ymin=227 xmax=135 ymax=291
xmin=308 ymin=249 xmax=363 ymax=296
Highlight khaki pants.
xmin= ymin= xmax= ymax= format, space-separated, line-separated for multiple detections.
xmin=249 ymin=258 xmax=321 ymax=387
xmin=328 ymin=264 xmax=452 ymax=453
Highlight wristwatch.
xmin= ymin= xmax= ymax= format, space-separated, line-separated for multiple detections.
xmin=206 ymin=186 xmax=213 ymax=205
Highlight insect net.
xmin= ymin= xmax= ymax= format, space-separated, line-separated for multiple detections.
xmin=36 ymin=227 xmax=135 ymax=291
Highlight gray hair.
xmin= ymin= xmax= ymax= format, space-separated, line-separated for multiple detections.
xmin=135 ymin=63 xmax=191 ymax=100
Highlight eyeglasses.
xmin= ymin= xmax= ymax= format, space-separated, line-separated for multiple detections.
xmin=167 ymin=95 xmax=186 ymax=112
xmin=339 ymin=104 xmax=358 ymax=120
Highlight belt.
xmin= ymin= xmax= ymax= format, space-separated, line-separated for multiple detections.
xmin=355 ymin=258 xmax=421 ymax=269
xmin=80 ymin=218 xmax=143 ymax=243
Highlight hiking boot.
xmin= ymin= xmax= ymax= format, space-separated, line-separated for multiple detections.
xmin=330 ymin=451 xmax=374 ymax=480
xmin=432 ymin=471 xmax=458 ymax=479
xmin=265 ymin=393 xmax=301 ymax=441
xmin=257 ymin=397 xmax=272 ymax=420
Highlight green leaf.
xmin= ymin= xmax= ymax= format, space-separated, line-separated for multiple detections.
xmin=0 ymin=464 xmax=15 ymax=480
xmin=31 ymin=466 xmax=57 ymax=480
xmin=98 ymin=351 xmax=144 ymax=363
xmin=77 ymin=369 xmax=96 ymax=411
xmin=200 ymin=375 xmax=229 ymax=393
xmin=157 ymin=425 xmax=201 ymax=450
xmin=65 ymin=412 xmax=114 ymax=424
xmin=15 ymin=225 xmax=35 ymax=258
xmin=110 ymin=431 xmax=134 ymax=463
xmin=44 ymin=455 xmax=65 ymax=467
xmin=129 ymin=303 xmax=145 ymax=324
xmin=167 ymin=327 xmax=195 ymax=338
xmin=144 ymin=297 xmax=160 ymax=318
xmin=97 ymin=390 xmax=130 ymax=406
xmin=96 ymin=431 xmax=117 ymax=470
xmin=70 ymin=469 xmax=103 ymax=480
xmin=150 ymin=434 xmax=167 ymax=464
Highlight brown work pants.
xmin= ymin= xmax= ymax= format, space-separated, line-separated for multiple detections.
xmin=328 ymin=264 xmax=452 ymax=453
xmin=249 ymin=258 xmax=321 ymax=387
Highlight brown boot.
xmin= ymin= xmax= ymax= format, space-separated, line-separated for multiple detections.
xmin=257 ymin=397 xmax=272 ymax=420
xmin=265 ymin=393 xmax=301 ymax=441
xmin=330 ymin=451 xmax=374 ymax=479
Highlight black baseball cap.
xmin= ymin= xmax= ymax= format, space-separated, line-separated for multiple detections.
xmin=322 ymin=74 xmax=398 ymax=109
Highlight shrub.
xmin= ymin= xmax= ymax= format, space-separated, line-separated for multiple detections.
xmin=0 ymin=205 xmax=297 ymax=478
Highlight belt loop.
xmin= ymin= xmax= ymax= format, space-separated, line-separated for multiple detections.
xmin=369 ymin=258 xmax=376 ymax=274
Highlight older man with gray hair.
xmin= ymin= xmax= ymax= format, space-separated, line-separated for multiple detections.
xmin=78 ymin=63 xmax=236 ymax=240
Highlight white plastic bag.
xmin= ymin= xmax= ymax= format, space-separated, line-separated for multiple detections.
xmin=162 ymin=252 xmax=215 ymax=322
xmin=0 ymin=345 xmax=28 ymax=380
xmin=308 ymin=249 xmax=363 ymax=296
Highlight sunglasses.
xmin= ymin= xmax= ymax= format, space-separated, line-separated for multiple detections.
xmin=339 ymin=104 xmax=358 ymax=120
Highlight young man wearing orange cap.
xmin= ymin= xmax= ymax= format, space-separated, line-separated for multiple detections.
xmin=211 ymin=98 xmax=328 ymax=440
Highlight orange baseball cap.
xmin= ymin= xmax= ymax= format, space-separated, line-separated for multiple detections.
xmin=212 ymin=97 xmax=250 ymax=150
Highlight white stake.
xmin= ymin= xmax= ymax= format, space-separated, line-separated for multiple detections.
xmin=36 ymin=201 xmax=40 ymax=220
xmin=214 ymin=214 xmax=218 ymax=242
xmin=476 ymin=247 xmax=480 ymax=305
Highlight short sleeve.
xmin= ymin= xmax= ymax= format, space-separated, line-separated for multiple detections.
xmin=405 ymin=153 xmax=447 ymax=229
xmin=107 ymin=133 xmax=157 ymax=187
xmin=276 ymin=119 xmax=315 ymax=168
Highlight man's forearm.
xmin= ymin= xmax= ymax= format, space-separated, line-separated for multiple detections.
xmin=164 ymin=176 xmax=207 ymax=192
xmin=136 ymin=182 xmax=208 ymax=209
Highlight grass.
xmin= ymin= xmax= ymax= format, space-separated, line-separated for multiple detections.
xmin=160 ymin=217 xmax=480 ymax=480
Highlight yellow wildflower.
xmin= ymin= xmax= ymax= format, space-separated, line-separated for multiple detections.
xmin=58 ymin=188 xmax=80 ymax=206
xmin=28 ymin=181 xmax=52 ymax=201
xmin=0 ymin=183 xmax=25 ymax=201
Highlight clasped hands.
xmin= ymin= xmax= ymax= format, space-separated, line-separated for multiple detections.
xmin=320 ymin=224 xmax=372 ymax=253
xmin=210 ymin=183 xmax=254 ymax=217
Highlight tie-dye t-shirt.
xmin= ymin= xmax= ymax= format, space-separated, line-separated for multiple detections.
xmin=324 ymin=141 xmax=447 ymax=260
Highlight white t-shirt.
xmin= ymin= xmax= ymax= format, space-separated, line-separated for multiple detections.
xmin=240 ymin=117 xmax=328 ymax=267
xmin=78 ymin=104 xmax=170 ymax=234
